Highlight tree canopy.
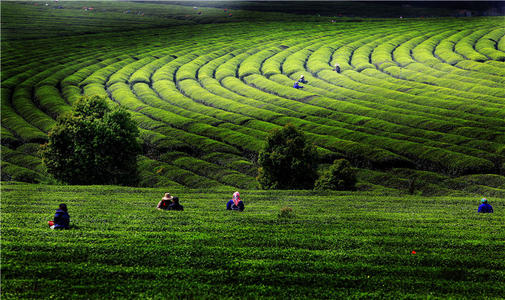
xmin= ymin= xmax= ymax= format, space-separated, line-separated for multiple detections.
xmin=41 ymin=95 xmax=141 ymax=185
xmin=314 ymin=159 xmax=357 ymax=191
xmin=257 ymin=124 xmax=318 ymax=189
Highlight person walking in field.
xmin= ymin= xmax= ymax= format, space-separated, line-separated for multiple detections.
xmin=478 ymin=198 xmax=493 ymax=213
xmin=226 ymin=191 xmax=245 ymax=211
xmin=48 ymin=203 xmax=70 ymax=229
xmin=333 ymin=63 xmax=341 ymax=73
xmin=293 ymin=81 xmax=304 ymax=89
xmin=298 ymin=74 xmax=308 ymax=84
xmin=157 ymin=193 xmax=173 ymax=210
xmin=168 ymin=196 xmax=184 ymax=211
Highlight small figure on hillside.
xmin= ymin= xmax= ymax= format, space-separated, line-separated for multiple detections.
xmin=168 ymin=196 xmax=184 ymax=211
xmin=48 ymin=203 xmax=70 ymax=229
xmin=157 ymin=193 xmax=173 ymax=210
xmin=293 ymin=81 xmax=304 ymax=89
xmin=298 ymin=74 xmax=308 ymax=84
xmin=478 ymin=198 xmax=493 ymax=213
xmin=227 ymin=191 xmax=245 ymax=211
xmin=333 ymin=63 xmax=341 ymax=73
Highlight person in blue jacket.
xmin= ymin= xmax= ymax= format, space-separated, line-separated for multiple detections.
xmin=298 ymin=74 xmax=308 ymax=84
xmin=50 ymin=203 xmax=70 ymax=229
xmin=333 ymin=63 xmax=341 ymax=73
xmin=478 ymin=198 xmax=493 ymax=213
xmin=168 ymin=196 xmax=184 ymax=211
xmin=226 ymin=191 xmax=245 ymax=211
xmin=293 ymin=81 xmax=303 ymax=89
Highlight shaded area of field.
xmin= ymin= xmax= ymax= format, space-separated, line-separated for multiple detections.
xmin=1 ymin=184 xmax=504 ymax=298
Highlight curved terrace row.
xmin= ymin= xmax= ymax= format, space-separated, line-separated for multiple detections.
xmin=2 ymin=18 xmax=504 ymax=187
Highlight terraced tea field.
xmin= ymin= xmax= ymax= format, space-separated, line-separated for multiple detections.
xmin=2 ymin=183 xmax=504 ymax=298
xmin=1 ymin=2 xmax=505 ymax=194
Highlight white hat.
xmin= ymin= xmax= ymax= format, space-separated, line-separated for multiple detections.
xmin=162 ymin=193 xmax=173 ymax=200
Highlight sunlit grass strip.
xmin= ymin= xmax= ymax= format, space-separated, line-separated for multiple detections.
xmin=138 ymin=156 xmax=227 ymax=188
xmin=475 ymin=28 xmax=505 ymax=61
xmin=454 ymin=29 xmax=490 ymax=62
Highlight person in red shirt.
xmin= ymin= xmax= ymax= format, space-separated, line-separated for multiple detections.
xmin=157 ymin=193 xmax=173 ymax=210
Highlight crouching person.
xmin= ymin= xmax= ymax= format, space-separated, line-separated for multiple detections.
xmin=226 ymin=191 xmax=245 ymax=212
xmin=157 ymin=193 xmax=173 ymax=210
xmin=49 ymin=203 xmax=70 ymax=229
xmin=169 ymin=196 xmax=184 ymax=211
xmin=478 ymin=198 xmax=493 ymax=213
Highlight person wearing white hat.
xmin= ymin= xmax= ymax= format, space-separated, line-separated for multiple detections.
xmin=157 ymin=193 xmax=173 ymax=210
xmin=298 ymin=74 xmax=308 ymax=84
xmin=334 ymin=63 xmax=341 ymax=73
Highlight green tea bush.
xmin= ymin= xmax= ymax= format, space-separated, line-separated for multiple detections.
xmin=475 ymin=30 xmax=505 ymax=61
xmin=151 ymin=54 xmax=198 ymax=82
xmin=198 ymin=53 xmax=235 ymax=80
xmin=1 ymin=127 xmax=20 ymax=148
xmin=307 ymin=45 xmax=334 ymax=74
xmin=456 ymin=60 xmax=505 ymax=77
xmin=34 ymin=86 xmax=71 ymax=119
xmin=12 ymin=87 xmax=56 ymax=132
xmin=80 ymin=57 xmax=130 ymax=86
xmin=0 ymin=161 xmax=43 ymax=182
xmin=393 ymin=35 xmax=426 ymax=66
xmin=278 ymin=206 xmax=295 ymax=218
xmin=129 ymin=55 xmax=174 ymax=84
xmin=455 ymin=30 xmax=489 ymax=62
xmin=314 ymin=159 xmax=357 ymax=191
xmin=239 ymin=48 xmax=278 ymax=78
xmin=1 ymin=100 xmax=48 ymax=143
xmin=108 ymin=56 xmax=156 ymax=86
xmin=282 ymin=48 xmax=311 ymax=75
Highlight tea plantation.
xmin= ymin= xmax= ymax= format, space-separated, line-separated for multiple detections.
xmin=1 ymin=1 xmax=505 ymax=298
xmin=2 ymin=183 xmax=504 ymax=298
xmin=2 ymin=1 xmax=505 ymax=194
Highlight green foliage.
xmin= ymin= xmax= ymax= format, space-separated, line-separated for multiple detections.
xmin=2 ymin=4 xmax=505 ymax=187
xmin=41 ymin=95 xmax=141 ymax=185
xmin=314 ymin=159 xmax=357 ymax=191
xmin=2 ymin=185 xmax=505 ymax=298
xmin=278 ymin=206 xmax=295 ymax=218
xmin=257 ymin=124 xmax=318 ymax=189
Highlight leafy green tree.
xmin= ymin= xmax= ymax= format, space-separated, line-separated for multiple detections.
xmin=257 ymin=124 xmax=318 ymax=189
xmin=41 ymin=95 xmax=141 ymax=185
xmin=314 ymin=159 xmax=357 ymax=191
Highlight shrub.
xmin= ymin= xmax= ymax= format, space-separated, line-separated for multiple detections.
xmin=41 ymin=95 xmax=141 ymax=185
xmin=257 ymin=123 xmax=318 ymax=189
xmin=314 ymin=159 xmax=357 ymax=191
xmin=278 ymin=206 xmax=295 ymax=218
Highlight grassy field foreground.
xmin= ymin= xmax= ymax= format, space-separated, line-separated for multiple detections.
xmin=1 ymin=183 xmax=504 ymax=298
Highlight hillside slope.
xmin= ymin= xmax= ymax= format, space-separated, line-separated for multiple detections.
xmin=1 ymin=1 xmax=505 ymax=193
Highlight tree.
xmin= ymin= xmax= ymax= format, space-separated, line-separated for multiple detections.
xmin=314 ymin=159 xmax=357 ymax=191
xmin=257 ymin=124 xmax=318 ymax=189
xmin=41 ymin=95 xmax=141 ymax=185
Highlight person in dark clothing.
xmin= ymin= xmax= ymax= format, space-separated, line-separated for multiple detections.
xmin=298 ymin=74 xmax=308 ymax=84
xmin=49 ymin=203 xmax=70 ymax=229
xmin=478 ymin=198 xmax=493 ymax=213
xmin=226 ymin=191 xmax=245 ymax=212
xmin=168 ymin=196 xmax=184 ymax=211
xmin=334 ymin=63 xmax=341 ymax=73
xmin=157 ymin=193 xmax=173 ymax=210
xmin=293 ymin=81 xmax=303 ymax=89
